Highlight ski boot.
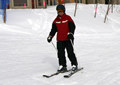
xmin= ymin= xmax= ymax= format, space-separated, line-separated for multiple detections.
xmin=57 ymin=65 xmax=67 ymax=73
xmin=71 ymin=65 xmax=78 ymax=72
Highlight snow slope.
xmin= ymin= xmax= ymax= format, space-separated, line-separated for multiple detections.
xmin=0 ymin=3 xmax=120 ymax=85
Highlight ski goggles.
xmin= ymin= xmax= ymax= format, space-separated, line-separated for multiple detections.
xmin=57 ymin=10 xmax=63 ymax=13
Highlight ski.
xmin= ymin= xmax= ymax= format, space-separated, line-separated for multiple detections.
xmin=43 ymin=72 xmax=60 ymax=78
xmin=64 ymin=67 xmax=84 ymax=78
xmin=43 ymin=70 xmax=71 ymax=78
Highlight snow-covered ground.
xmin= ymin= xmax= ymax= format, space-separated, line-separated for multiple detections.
xmin=0 ymin=3 xmax=120 ymax=85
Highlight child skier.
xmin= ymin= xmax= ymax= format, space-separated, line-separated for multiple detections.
xmin=47 ymin=4 xmax=78 ymax=73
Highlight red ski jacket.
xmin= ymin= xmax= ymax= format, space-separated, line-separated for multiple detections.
xmin=49 ymin=14 xmax=76 ymax=41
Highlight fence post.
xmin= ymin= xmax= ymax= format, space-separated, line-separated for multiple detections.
xmin=74 ymin=0 xmax=78 ymax=17
xmin=104 ymin=0 xmax=110 ymax=23
xmin=4 ymin=0 xmax=6 ymax=23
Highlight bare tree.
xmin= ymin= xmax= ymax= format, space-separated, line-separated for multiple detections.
xmin=104 ymin=0 xmax=111 ymax=23
xmin=4 ymin=0 xmax=6 ymax=23
xmin=45 ymin=0 xmax=47 ymax=8
xmin=111 ymin=0 xmax=114 ymax=13
xmin=94 ymin=0 xmax=98 ymax=18
xmin=74 ymin=0 xmax=78 ymax=17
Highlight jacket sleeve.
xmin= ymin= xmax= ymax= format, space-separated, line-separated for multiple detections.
xmin=67 ymin=16 xmax=76 ymax=34
xmin=68 ymin=21 xmax=76 ymax=34
xmin=49 ymin=23 xmax=57 ymax=37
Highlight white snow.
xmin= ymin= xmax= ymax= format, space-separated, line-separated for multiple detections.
xmin=0 ymin=3 xmax=120 ymax=85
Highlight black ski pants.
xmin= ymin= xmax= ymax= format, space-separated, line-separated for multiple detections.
xmin=57 ymin=40 xmax=78 ymax=67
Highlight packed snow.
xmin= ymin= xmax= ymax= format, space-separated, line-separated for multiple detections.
xmin=0 ymin=3 xmax=120 ymax=85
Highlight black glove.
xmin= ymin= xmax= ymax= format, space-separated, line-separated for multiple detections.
xmin=67 ymin=32 xmax=74 ymax=44
xmin=47 ymin=35 xmax=53 ymax=43
xmin=67 ymin=32 xmax=74 ymax=40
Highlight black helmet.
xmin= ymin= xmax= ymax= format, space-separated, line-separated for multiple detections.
xmin=56 ymin=5 xmax=65 ymax=13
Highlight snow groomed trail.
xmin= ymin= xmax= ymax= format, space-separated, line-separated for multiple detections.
xmin=0 ymin=4 xmax=120 ymax=85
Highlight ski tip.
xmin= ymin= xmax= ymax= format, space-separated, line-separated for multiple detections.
xmin=43 ymin=75 xmax=50 ymax=78
xmin=64 ymin=75 xmax=70 ymax=78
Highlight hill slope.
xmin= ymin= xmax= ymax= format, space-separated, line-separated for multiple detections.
xmin=0 ymin=4 xmax=120 ymax=85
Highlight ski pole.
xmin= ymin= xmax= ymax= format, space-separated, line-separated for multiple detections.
xmin=70 ymin=39 xmax=82 ymax=68
xmin=51 ymin=41 xmax=57 ymax=51
xmin=70 ymin=39 xmax=74 ymax=51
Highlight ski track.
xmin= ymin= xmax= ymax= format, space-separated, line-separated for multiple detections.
xmin=0 ymin=4 xmax=120 ymax=85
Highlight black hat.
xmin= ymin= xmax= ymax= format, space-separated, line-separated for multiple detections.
xmin=56 ymin=4 xmax=65 ymax=13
